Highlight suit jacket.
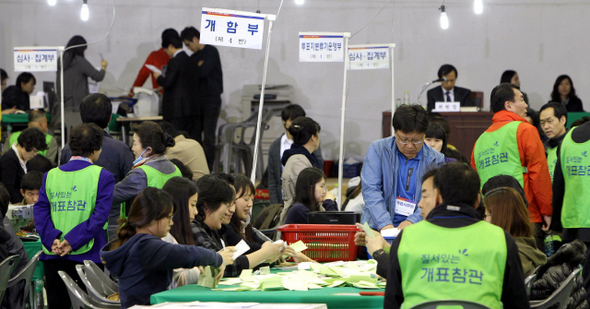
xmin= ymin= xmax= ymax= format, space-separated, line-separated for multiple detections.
xmin=426 ymin=86 xmax=473 ymax=112
xmin=0 ymin=149 xmax=25 ymax=204
xmin=157 ymin=51 xmax=199 ymax=119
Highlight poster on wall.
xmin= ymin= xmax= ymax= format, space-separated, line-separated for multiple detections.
xmin=200 ymin=8 xmax=266 ymax=50
xmin=348 ymin=45 xmax=390 ymax=70
xmin=14 ymin=47 xmax=59 ymax=72
xmin=299 ymin=33 xmax=345 ymax=62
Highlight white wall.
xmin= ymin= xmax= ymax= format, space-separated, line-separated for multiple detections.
xmin=2 ymin=0 xmax=590 ymax=160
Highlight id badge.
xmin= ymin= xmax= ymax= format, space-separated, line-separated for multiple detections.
xmin=395 ymin=197 xmax=417 ymax=217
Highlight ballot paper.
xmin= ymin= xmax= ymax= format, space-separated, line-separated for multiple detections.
xmin=380 ymin=228 xmax=400 ymax=238
xmin=289 ymin=241 xmax=308 ymax=253
xmin=233 ymin=239 xmax=251 ymax=260
xmin=145 ymin=64 xmax=162 ymax=75
xmin=362 ymin=222 xmax=375 ymax=238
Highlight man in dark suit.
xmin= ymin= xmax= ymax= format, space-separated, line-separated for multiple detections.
xmin=153 ymin=31 xmax=199 ymax=139
xmin=426 ymin=64 xmax=473 ymax=112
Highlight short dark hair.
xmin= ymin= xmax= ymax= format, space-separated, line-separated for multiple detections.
xmin=392 ymin=104 xmax=429 ymax=134
xmin=211 ymin=172 xmax=235 ymax=186
xmin=525 ymin=107 xmax=539 ymax=128
xmin=425 ymin=123 xmax=447 ymax=153
xmin=433 ymin=161 xmax=480 ymax=207
xmin=80 ymin=93 xmax=112 ymax=129
xmin=161 ymin=28 xmax=178 ymax=40
xmin=69 ymin=123 xmax=103 ymax=157
xmin=539 ymin=102 xmax=568 ymax=124
xmin=17 ymin=127 xmax=47 ymax=152
xmin=133 ymin=121 xmax=175 ymax=155
xmin=1 ymin=69 xmax=8 ymax=81
xmin=27 ymin=155 xmax=53 ymax=173
xmin=437 ymin=64 xmax=457 ymax=79
xmin=21 ymin=171 xmax=43 ymax=191
xmin=490 ymin=83 xmax=518 ymax=113
xmin=180 ymin=26 xmax=200 ymax=41
xmin=169 ymin=159 xmax=192 ymax=180
xmin=288 ymin=117 xmax=321 ymax=145
xmin=421 ymin=167 xmax=439 ymax=184
xmin=162 ymin=32 xmax=182 ymax=49
xmin=281 ymin=104 xmax=306 ymax=122
xmin=500 ymin=70 xmax=517 ymax=84
xmin=195 ymin=174 xmax=235 ymax=221
xmin=571 ymin=117 xmax=590 ymax=127
xmin=481 ymin=175 xmax=528 ymax=207
xmin=551 ymin=75 xmax=577 ymax=102
xmin=159 ymin=121 xmax=180 ymax=138
xmin=163 ymin=176 xmax=198 ymax=245
xmin=293 ymin=167 xmax=325 ymax=212
xmin=28 ymin=110 xmax=46 ymax=123
xmin=16 ymin=72 xmax=36 ymax=89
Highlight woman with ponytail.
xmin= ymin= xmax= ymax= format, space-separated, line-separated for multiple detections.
xmin=113 ymin=121 xmax=182 ymax=213
xmin=101 ymin=187 xmax=233 ymax=309
xmin=279 ymin=116 xmax=326 ymax=225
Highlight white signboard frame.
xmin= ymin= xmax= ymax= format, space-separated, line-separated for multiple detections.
xmin=14 ymin=47 xmax=60 ymax=72
xmin=200 ymin=8 xmax=267 ymax=50
xmin=299 ymin=32 xmax=346 ymax=62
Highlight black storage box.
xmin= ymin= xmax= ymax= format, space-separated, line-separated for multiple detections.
xmin=308 ymin=211 xmax=362 ymax=225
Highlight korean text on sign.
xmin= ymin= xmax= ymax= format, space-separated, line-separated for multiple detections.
xmin=14 ymin=48 xmax=58 ymax=72
xmin=299 ymin=35 xmax=345 ymax=62
xmin=348 ymin=46 xmax=390 ymax=70
xmin=200 ymin=8 xmax=266 ymax=50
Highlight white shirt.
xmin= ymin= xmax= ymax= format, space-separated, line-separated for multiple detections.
xmin=441 ymin=87 xmax=455 ymax=102
xmin=11 ymin=144 xmax=27 ymax=174
xmin=173 ymin=49 xmax=183 ymax=58
xmin=279 ymin=133 xmax=294 ymax=173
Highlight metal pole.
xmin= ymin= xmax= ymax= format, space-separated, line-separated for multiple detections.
xmin=337 ymin=35 xmax=350 ymax=209
xmin=59 ymin=48 xmax=65 ymax=150
xmin=390 ymin=45 xmax=395 ymax=121
xmin=250 ymin=17 xmax=276 ymax=185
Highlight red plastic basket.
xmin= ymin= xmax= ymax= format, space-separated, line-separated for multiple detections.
xmin=278 ymin=224 xmax=361 ymax=262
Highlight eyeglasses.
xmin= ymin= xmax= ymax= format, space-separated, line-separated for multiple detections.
xmin=396 ymin=133 xmax=424 ymax=145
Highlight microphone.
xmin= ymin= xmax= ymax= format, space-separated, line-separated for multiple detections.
xmin=432 ymin=77 xmax=448 ymax=83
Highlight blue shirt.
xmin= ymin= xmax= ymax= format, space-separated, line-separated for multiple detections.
xmin=393 ymin=149 xmax=422 ymax=226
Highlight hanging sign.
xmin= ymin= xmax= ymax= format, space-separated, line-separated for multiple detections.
xmin=299 ymin=32 xmax=345 ymax=62
xmin=14 ymin=47 xmax=59 ymax=72
xmin=348 ymin=45 xmax=390 ymax=70
xmin=200 ymin=7 xmax=266 ymax=50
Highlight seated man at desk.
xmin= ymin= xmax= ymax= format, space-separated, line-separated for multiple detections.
xmin=1 ymin=72 xmax=36 ymax=114
xmin=427 ymin=64 xmax=472 ymax=112
xmin=5 ymin=110 xmax=58 ymax=165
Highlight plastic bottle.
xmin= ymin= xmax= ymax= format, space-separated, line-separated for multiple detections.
xmin=403 ymin=91 xmax=410 ymax=105
xmin=544 ymin=234 xmax=554 ymax=257
xmin=396 ymin=98 xmax=402 ymax=108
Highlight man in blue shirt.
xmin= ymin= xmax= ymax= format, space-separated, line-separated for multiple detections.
xmin=361 ymin=104 xmax=445 ymax=232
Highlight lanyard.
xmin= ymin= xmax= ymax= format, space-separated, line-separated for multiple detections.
xmin=69 ymin=156 xmax=92 ymax=164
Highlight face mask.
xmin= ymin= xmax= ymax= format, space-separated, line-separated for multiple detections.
xmin=133 ymin=147 xmax=150 ymax=165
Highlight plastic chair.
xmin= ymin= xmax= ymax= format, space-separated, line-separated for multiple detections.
xmin=0 ymin=255 xmax=20 ymax=304
xmin=6 ymin=250 xmax=41 ymax=309
xmin=58 ymin=271 xmax=120 ymax=309
xmin=409 ymin=300 xmax=493 ymax=309
xmin=530 ymin=267 xmax=581 ymax=309
xmin=525 ymin=266 xmax=541 ymax=299
xmin=76 ymin=265 xmax=120 ymax=305
xmin=84 ymin=260 xmax=119 ymax=293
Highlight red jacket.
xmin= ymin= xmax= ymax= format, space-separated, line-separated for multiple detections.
xmin=471 ymin=110 xmax=552 ymax=223
xmin=130 ymin=48 xmax=170 ymax=95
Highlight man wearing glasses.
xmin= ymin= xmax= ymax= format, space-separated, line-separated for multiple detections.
xmin=361 ymin=104 xmax=446 ymax=232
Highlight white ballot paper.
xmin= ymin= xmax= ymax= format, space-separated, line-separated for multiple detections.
xmin=145 ymin=64 xmax=162 ymax=75
xmin=233 ymin=239 xmax=251 ymax=260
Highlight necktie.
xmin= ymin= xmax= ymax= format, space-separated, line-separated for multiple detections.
xmin=446 ymin=91 xmax=451 ymax=102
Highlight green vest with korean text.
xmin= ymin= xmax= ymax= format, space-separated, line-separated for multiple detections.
xmin=560 ymin=128 xmax=590 ymax=228
xmin=138 ymin=164 xmax=182 ymax=189
xmin=42 ymin=164 xmax=103 ymax=255
xmin=9 ymin=131 xmax=53 ymax=157
xmin=473 ymin=121 xmax=526 ymax=189
xmin=547 ymin=146 xmax=558 ymax=182
xmin=398 ymin=220 xmax=507 ymax=309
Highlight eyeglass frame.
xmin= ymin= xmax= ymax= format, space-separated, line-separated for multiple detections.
xmin=395 ymin=132 xmax=425 ymax=145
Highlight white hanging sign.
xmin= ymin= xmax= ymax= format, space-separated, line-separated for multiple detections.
xmin=299 ymin=32 xmax=345 ymax=62
xmin=348 ymin=45 xmax=390 ymax=70
xmin=200 ymin=8 xmax=266 ymax=50
xmin=14 ymin=47 xmax=59 ymax=72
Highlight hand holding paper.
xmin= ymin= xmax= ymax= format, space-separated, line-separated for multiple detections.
xmin=144 ymin=64 xmax=161 ymax=75
xmin=219 ymin=246 xmax=236 ymax=265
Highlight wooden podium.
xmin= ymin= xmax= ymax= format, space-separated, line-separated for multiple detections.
xmin=382 ymin=111 xmax=494 ymax=159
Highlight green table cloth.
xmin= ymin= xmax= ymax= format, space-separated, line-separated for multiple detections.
xmin=22 ymin=239 xmax=44 ymax=281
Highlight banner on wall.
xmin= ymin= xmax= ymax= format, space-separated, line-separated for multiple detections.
xmin=200 ymin=8 xmax=266 ymax=50
xmin=299 ymin=32 xmax=345 ymax=62
xmin=348 ymin=45 xmax=390 ymax=70
xmin=14 ymin=47 xmax=59 ymax=72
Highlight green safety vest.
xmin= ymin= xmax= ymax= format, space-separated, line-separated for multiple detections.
xmin=547 ymin=147 xmax=558 ymax=183
xmin=119 ymin=164 xmax=181 ymax=219
xmin=43 ymin=164 xmax=104 ymax=255
xmin=9 ymin=131 xmax=53 ymax=157
xmin=560 ymin=128 xmax=590 ymax=228
xmin=398 ymin=220 xmax=506 ymax=309
xmin=473 ymin=121 xmax=526 ymax=189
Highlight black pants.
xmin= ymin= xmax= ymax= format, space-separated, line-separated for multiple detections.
xmin=168 ymin=115 xmax=198 ymax=142
xmin=195 ymin=96 xmax=221 ymax=171
xmin=43 ymin=259 xmax=103 ymax=309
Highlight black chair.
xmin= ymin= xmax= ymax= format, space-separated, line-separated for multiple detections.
xmin=0 ymin=255 xmax=20 ymax=304
xmin=6 ymin=250 xmax=42 ymax=309
xmin=530 ymin=267 xmax=581 ymax=309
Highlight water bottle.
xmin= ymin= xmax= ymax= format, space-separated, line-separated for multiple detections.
xmin=396 ymin=98 xmax=402 ymax=108
xmin=403 ymin=91 xmax=410 ymax=105
xmin=544 ymin=234 xmax=554 ymax=257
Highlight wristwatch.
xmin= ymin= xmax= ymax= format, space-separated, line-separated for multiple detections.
xmin=372 ymin=249 xmax=385 ymax=259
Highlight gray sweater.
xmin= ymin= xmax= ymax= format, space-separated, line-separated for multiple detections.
xmin=55 ymin=55 xmax=105 ymax=112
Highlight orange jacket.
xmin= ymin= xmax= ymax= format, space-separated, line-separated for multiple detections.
xmin=131 ymin=48 xmax=170 ymax=95
xmin=471 ymin=110 xmax=552 ymax=223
